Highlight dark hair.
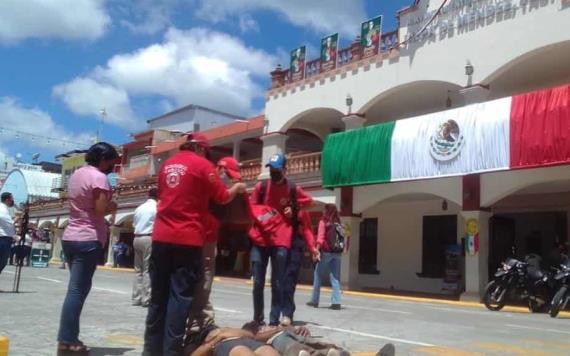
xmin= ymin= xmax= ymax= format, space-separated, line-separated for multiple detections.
xmin=85 ymin=142 xmax=119 ymax=167
xmin=1 ymin=192 xmax=12 ymax=203
xmin=148 ymin=188 xmax=158 ymax=200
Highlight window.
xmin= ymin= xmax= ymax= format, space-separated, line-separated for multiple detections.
xmin=420 ymin=215 xmax=457 ymax=278
xmin=359 ymin=218 xmax=379 ymax=274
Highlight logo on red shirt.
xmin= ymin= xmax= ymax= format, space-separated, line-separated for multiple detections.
xmin=165 ymin=164 xmax=187 ymax=188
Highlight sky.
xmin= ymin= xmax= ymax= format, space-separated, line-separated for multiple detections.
xmin=0 ymin=0 xmax=413 ymax=165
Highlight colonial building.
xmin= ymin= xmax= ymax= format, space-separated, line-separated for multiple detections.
xmin=28 ymin=0 xmax=570 ymax=298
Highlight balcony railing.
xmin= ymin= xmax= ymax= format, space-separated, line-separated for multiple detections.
xmin=337 ymin=46 xmax=353 ymax=67
xmin=239 ymin=152 xmax=322 ymax=182
xmin=305 ymin=59 xmax=321 ymax=79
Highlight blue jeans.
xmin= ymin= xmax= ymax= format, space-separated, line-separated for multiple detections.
xmin=282 ymin=238 xmax=305 ymax=319
xmin=144 ymin=242 xmax=202 ymax=356
xmin=0 ymin=236 xmax=12 ymax=275
xmin=57 ymin=240 xmax=101 ymax=344
xmin=250 ymin=245 xmax=288 ymax=325
xmin=310 ymin=252 xmax=342 ymax=305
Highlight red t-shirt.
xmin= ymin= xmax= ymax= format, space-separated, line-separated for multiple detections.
xmin=249 ymin=179 xmax=312 ymax=248
xmin=153 ymin=151 xmax=229 ymax=247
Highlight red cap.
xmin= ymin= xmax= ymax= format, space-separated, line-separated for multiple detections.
xmin=218 ymin=156 xmax=241 ymax=180
xmin=185 ymin=132 xmax=210 ymax=149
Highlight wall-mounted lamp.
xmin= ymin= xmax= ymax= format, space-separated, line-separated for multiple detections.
xmin=442 ymin=199 xmax=448 ymax=211
xmin=446 ymin=90 xmax=452 ymax=108
xmin=346 ymin=94 xmax=353 ymax=115
xmin=465 ymin=61 xmax=474 ymax=76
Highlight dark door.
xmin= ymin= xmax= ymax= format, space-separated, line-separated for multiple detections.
xmin=489 ymin=215 xmax=516 ymax=280
xmin=359 ymin=218 xmax=378 ymax=274
xmin=421 ymin=215 xmax=457 ymax=278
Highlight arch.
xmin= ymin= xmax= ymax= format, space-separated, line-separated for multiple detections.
xmin=285 ymin=128 xmax=324 ymax=154
xmin=359 ymin=80 xmax=465 ymax=125
xmin=279 ymin=107 xmax=345 ymax=137
xmin=115 ymin=213 xmax=134 ymax=226
xmin=354 ymin=176 xmax=463 ymax=213
xmin=481 ymin=165 xmax=570 ymax=207
xmin=482 ymin=40 xmax=570 ymax=99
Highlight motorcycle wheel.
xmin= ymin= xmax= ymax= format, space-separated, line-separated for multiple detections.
xmin=484 ymin=280 xmax=507 ymax=311
xmin=550 ymin=286 xmax=567 ymax=318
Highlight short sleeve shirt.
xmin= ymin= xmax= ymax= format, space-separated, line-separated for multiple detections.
xmin=63 ymin=165 xmax=112 ymax=246
xmin=153 ymin=151 xmax=230 ymax=246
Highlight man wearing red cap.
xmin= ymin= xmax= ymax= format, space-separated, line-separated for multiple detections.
xmin=185 ymin=156 xmax=245 ymax=349
xmin=143 ymin=133 xmax=247 ymax=356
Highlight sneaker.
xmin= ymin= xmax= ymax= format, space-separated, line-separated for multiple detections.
xmin=281 ymin=316 xmax=292 ymax=326
xmin=306 ymin=301 xmax=318 ymax=308
xmin=330 ymin=304 xmax=341 ymax=310
xmin=376 ymin=343 xmax=395 ymax=356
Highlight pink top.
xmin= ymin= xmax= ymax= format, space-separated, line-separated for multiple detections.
xmin=63 ymin=165 xmax=111 ymax=246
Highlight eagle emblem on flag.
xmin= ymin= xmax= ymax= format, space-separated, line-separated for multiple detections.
xmin=430 ymin=119 xmax=465 ymax=161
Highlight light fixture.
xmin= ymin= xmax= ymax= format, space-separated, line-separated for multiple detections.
xmin=442 ymin=199 xmax=448 ymax=211
xmin=465 ymin=61 xmax=474 ymax=76
xmin=345 ymin=94 xmax=353 ymax=114
xmin=446 ymin=91 xmax=452 ymax=108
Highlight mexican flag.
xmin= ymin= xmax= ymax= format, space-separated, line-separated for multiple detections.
xmin=322 ymin=84 xmax=570 ymax=188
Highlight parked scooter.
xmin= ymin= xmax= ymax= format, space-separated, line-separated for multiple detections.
xmin=484 ymin=254 xmax=553 ymax=312
xmin=549 ymin=256 xmax=570 ymax=318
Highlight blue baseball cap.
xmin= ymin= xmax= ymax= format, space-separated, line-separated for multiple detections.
xmin=266 ymin=154 xmax=286 ymax=170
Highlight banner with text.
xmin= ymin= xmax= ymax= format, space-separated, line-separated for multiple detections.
xmin=290 ymin=46 xmax=306 ymax=82
xmin=320 ymin=33 xmax=338 ymax=72
xmin=361 ymin=15 xmax=382 ymax=58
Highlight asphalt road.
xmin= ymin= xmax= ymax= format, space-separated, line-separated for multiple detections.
xmin=1 ymin=265 xmax=570 ymax=355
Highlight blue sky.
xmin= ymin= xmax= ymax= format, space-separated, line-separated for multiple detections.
xmin=0 ymin=0 xmax=412 ymax=164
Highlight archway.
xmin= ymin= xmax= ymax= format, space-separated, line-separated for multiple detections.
xmin=359 ymin=80 xmax=465 ymax=125
xmin=483 ymin=40 xmax=570 ymax=100
xmin=280 ymin=107 xmax=345 ymax=139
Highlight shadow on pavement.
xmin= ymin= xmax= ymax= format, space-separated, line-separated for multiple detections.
xmin=57 ymin=347 xmax=135 ymax=356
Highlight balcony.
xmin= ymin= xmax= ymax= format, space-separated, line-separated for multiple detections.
xmin=240 ymin=151 xmax=322 ymax=182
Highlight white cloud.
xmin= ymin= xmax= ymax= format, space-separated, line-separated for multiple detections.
xmin=53 ymin=78 xmax=137 ymax=130
xmin=0 ymin=97 xmax=94 ymax=154
xmin=239 ymin=14 xmax=260 ymax=33
xmin=55 ymin=27 xmax=276 ymax=122
xmin=196 ymin=0 xmax=367 ymax=36
xmin=118 ymin=0 xmax=180 ymax=35
xmin=0 ymin=0 xmax=109 ymax=43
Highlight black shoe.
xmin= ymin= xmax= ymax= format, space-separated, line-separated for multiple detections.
xmin=306 ymin=301 xmax=318 ymax=308
xmin=330 ymin=304 xmax=341 ymax=310
xmin=376 ymin=343 xmax=395 ymax=356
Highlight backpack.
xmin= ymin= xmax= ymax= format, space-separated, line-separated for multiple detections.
xmin=249 ymin=204 xmax=291 ymax=244
xmin=258 ymin=180 xmax=299 ymax=234
xmin=325 ymin=222 xmax=346 ymax=253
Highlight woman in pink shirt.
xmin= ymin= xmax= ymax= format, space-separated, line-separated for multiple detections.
xmin=307 ymin=204 xmax=346 ymax=310
xmin=57 ymin=142 xmax=118 ymax=353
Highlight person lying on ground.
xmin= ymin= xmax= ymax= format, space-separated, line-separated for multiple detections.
xmin=188 ymin=325 xmax=279 ymax=356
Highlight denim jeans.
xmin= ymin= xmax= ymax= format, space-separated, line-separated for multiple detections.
xmin=282 ymin=238 xmax=305 ymax=319
xmin=250 ymin=245 xmax=288 ymax=325
xmin=0 ymin=236 xmax=12 ymax=275
xmin=57 ymin=240 xmax=101 ymax=344
xmin=310 ymin=252 xmax=342 ymax=305
xmin=143 ymin=242 xmax=202 ymax=356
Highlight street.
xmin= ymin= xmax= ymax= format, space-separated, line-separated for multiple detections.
xmin=1 ymin=266 xmax=570 ymax=355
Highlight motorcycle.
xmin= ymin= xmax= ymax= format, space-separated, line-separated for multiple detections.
xmin=484 ymin=254 xmax=553 ymax=312
xmin=549 ymin=257 xmax=570 ymax=318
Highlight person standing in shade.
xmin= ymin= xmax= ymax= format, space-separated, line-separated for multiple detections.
xmin=57 ymin=142 xmax=119 ymax=353
xmin=143 ymin=133 xmax=246 ymax=356
xmin=249 ymin=154 xmax=313 ymax=327
xmin=307 ymin=204 xmax=347 ymax=310
xmin=0 ymin=192 xmax=16 ymax=277
xmin=132 ymin=188 xmax=158 ymax=307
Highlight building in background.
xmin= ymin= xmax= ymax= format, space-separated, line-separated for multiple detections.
xmin=147 ymin=104 xmax=246 ymax=133
xmin=0 ymin=166 xmax=60 ymax=207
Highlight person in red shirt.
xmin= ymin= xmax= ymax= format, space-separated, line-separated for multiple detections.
xmin=143 ymin=133 xmax=246 ymax=356
xmin=249 ymin=154 xmax=314 ymax=326
xmin=186 ymin=156 xmax=245 ymax=350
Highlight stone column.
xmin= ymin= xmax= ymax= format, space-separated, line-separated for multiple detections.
xmin=460 ymin=211 xmax=492 ymax=300
xmin=342 ymin=114 xmax=366 ymax=130
xmin=233 ymin=140 xmax=241 ymax=161
xmin=50 ymin=228 xmax=65 ymax=263
xmin=258 ymin=132 xmax=288 ymax=180
xmin=340 ymin=216 xmax=361 ymax=290
xmin=105 ymin=225 xmax=122 ymax=267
